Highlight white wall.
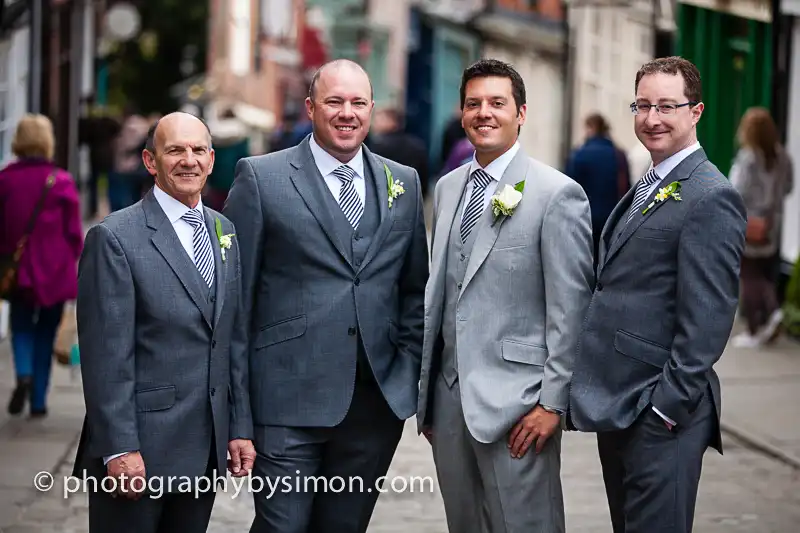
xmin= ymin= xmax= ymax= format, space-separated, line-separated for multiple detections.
xmin=369 ymin=0 xmax=411 ymax=106
xmin=571 ymin=6 xmax=653 ymax=158
xmin=781 ymin=19 xmax=800 ymax=264
xmin=484 ymin=42 xmax=563 ymax=169
xmin=0 ymin=26 xmax=30 ymax=166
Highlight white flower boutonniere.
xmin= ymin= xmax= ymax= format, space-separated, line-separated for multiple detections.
xmin=215 ymin=218 xmax=234 ymax=262
xmin=490 ymin=180 xmax=525 ymax=221
xmin=385 ymin=163 xmax=405 ymax=208
xmin=642 ymin=181 xmax=682 ymax=214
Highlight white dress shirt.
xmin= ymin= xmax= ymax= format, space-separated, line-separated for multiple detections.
xmin=103 ymin=185 xmax=207 ymax=465
xmin=461 ymin=141 xmax=521 ymax=219
xmin=640 ymin=141 xmax=701 ymax=429
xmin=642 ymin=142 xmax=701 ymax=198
xmin=309 ymin=134 xmax=366 ymax=206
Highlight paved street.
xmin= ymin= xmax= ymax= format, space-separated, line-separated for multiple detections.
xmin=1 ymin=323 xmax=800 ymax=532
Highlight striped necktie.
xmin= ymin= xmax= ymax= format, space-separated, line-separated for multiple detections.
xmin=333 ymin=165 xmax=364 ymax=229
xmin=181 ymin=209 xmax=215 ymax=287
xmin=460 ymin=169 xmax=494 ymax=242
xmin=627 ymin=168 xmax=661 ymax=222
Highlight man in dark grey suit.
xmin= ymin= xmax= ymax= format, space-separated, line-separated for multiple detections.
xmin=569 ymin=57 xmax=747 ymax=533
xmin=223 ymin=59 xmax=428 ymax=533
xmin=74 ymin=112 xmax=255 ymax=533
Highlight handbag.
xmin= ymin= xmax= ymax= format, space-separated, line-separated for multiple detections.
xmin=746 ymin=215 xmax=770 ymax=244
xmin=0 ymin=173 xmax=56 ymax=300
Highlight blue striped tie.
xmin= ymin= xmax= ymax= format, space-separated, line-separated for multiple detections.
xmin=627 ymin=168 xmax=661 ymax=222
xmin=460 ymin=169 xmax=494 ymax=242
xmin=333 ymin=165 xmax=364 ymax=229
xmin=181 ymin=209 xmax=215 ymax=287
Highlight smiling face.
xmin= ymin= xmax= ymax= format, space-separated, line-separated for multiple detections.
xmin=143 ymin=113 xmax=214 ymax=208
xmin=305 ymin=62 xmax=374 ymax=163
xmin=634 ymin=72 xmax=703 ymax=165
xmin=461 ymin=76 xmax=526 ymax=167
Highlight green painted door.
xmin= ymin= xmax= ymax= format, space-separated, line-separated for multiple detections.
xmin=676 ymin=4 xmax=772 ymax=175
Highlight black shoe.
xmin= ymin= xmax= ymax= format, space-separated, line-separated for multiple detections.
xmin=30 ymin=408 xmax=48 ymax=419
xmin=7 ymin=378 xmax=32 ymax=415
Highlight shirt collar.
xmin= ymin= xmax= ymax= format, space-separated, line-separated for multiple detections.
xmin=469 ymin=141 xmax=521 ymax=182
xmin=309 ymin=134 xmax=365 ymax=180
xmin=153 ymin=184 xmax=205 ymax=224
xmin=651 ymin=142 xmax=701 ymax=180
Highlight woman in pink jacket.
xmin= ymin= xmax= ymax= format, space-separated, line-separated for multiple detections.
xmin=0 ymin=114 xmax=84 ymax=417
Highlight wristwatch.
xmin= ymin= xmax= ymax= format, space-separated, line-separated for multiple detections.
xmin=541 ymin=405 xmax=564 ymax=415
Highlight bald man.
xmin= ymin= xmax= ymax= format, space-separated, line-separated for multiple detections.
xmin=224 ymin=59 xmax=428 ymax=533
xmin=73 ymin=112 xmax=255 ymax=533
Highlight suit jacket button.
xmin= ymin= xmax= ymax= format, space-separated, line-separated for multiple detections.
xmin=210 ymin=295 xmax=216 ymax=302
xmin=210 ymin=388 xmax=216 ymax=396
xmin=212 ymin=340 xmax=217 ymax=348
xmin=596 ymin=283 xmax=603 ymax=291
xmin=354 ymin=278 xmax=360 ymax=286
xmin=348 ymin=327 xmax=356 ymax=336
xmin=457 ymin=282 xmax=462 ymax=290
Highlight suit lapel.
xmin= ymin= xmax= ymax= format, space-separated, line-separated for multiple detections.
xmin=357 ymin=146 xmax=394 ymax=274
xmin=597 ymin=184 xmax=636 ymax=275
xmin=430 ymin=167 xmax=471 ymax=306
xmin=288 ymin=139 xmax=355 ymax=269
xmin=144 ymin=190 xmax=212 ymax=329
xmin=204 ymin=208 xmax=227 ymax=329
xmin=461 ymin=150 xmax=529 ymax=294
xmin=603 ymin=147 xmax=709 ymax=268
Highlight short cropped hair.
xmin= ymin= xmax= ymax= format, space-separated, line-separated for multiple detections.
xmin=12 ymin=114 xmax=55 ymax=160
xmin=635 ymin=56 xmax=702 ymax=103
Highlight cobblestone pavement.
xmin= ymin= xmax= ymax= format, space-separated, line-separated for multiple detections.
xmin=5 ymin=417 xmax=800 ymax=533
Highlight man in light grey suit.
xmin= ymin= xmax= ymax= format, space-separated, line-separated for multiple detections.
xmin=569 ymin=57 xmax=747 ymax=533
xmin=223 ymin=60 xmax=428 ymax=533
xmin=417 ymin=59 xmax=594 ymax=533
xmin=73 ymin=112 xmax=255 ymax=533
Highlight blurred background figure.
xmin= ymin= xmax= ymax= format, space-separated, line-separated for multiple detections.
xmin=367 ymin=106 xmax=430 ymax=197
xmin=78 ymin=96 xmax=121 ymax=221
xmin=108 ymin=107 xmax=150 ymax=212
xmin=565 ymin=113 xmax=631 ymax=266
xmin=205 ymin=108 xmax=250 ymax=211
xmin=730 ymin=107 xmax=794 ymax=348
xmin=0 ymin=114 xmax=84 ymax=417
xmin=439 ymin=136 xmax=475 ymax=176
xmin=439 ymin=106 xmax=467 ymax=173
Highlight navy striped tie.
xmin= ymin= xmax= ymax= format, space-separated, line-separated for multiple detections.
xmin=627 ymin=168 xmax=661 ymax=222
xmin=460 ymin=169 xmax=494 ymax=242
xmin=181 ymin=209 xmax=215 ymax=287
xmin=333 ymin=165 xmax=364 ymax=229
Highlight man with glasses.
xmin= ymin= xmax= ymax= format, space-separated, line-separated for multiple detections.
xmin=569 ymin=57 xmax=747 ymax=533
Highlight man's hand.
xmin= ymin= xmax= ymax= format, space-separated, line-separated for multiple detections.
xmin=508 ymin=405 xmax=561 ymax=458
xmin=106 ymin=452 xmax=146 ymax=500
xmin=421 ymin=426 xmax=433 ymax=445
xmin=228 ymin=439 xmax=256 ymax=477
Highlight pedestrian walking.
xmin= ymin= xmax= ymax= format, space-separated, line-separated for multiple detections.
xmin=0 ymin=114 xmax=84 ymax=418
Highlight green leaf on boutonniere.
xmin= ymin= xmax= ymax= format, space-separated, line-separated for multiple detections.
xmin=514 ymin=180 xmax=525 ymax=193
xmin=215 ymin=217 xmax=223 ymax=240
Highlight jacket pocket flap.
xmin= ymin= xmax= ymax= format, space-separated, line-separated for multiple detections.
xmin=391 ymin=218 xmax=414 ymax=231
xmin=256 ymin=315 xmax=307 ymax=349
xmin=136 ymin=385 xmax=176 ymax=412
xmin=501 ymin=339 xmax=548 ymax=366
xmin=614 ymin=330 xmax=669 ymax=368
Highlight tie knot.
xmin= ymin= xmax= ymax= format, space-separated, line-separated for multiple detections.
xmin=333 ymin=165 xmax=356 ymax=184
xmin=472 ymin=169 xmax=493 ymax=189
xmin=181 ymin=209 xmax=204 ymax=228
xmin=642 ymin=168 xmax=660 ymax=186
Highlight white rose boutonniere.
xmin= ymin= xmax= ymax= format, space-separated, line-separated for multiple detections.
xmin=215 ymin=218 xmax=235 ymax=262
xmin=490 ymin=180 xmax=525 ymax=222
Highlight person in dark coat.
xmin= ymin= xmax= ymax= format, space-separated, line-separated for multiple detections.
xmin=367 ymin=107 xmax=431 ymax=197
xmin=565 ymin=113 xmax=631 ymax=266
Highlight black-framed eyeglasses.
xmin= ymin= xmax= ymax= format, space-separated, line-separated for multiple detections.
xmin=630 ymin=102 xmax=698 ymax=115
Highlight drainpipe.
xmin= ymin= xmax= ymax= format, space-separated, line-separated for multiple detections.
xmin=28 ymin=0 xmax=43 ymax=113
xmin=560 ymin=0 xmax=573 ymax=170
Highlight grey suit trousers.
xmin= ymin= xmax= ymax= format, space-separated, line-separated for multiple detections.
xmin=597 ymin=390 xmax=715 ymax=533
xmin=432 ymin=375 xmax=565 ymax=533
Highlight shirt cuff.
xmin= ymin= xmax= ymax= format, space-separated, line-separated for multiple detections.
xmin=651 ymin=406 xmax=676 ymax=426
xmin=103 ymin=452 xmax=131 ymax=465
xmin=541 ymin=404 xmax=565 ymax=416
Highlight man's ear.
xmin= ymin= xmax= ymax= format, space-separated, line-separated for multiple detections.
xmin=142 ymin=149 xmax=157 ymax=176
